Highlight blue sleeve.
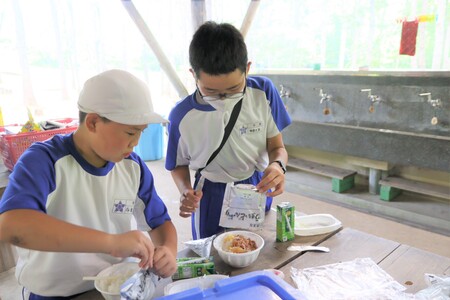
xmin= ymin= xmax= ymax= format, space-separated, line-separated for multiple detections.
xmin=165 ymin=107 xmax=181 ymax=171
xmin=0 ymin=143 xmax=57 ymax=214
xmin=248 ymin=76 xmax=292 ymax=131
xmin=165 ymin=95 xmax=196 ymax=171
xmin=263 ymin=77 xmax=292 ymax=131
xmin=133 ymin=154 xmax=171 ymax=229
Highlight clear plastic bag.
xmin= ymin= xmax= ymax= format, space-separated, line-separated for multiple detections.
xmin=415 ymin=274 xmax=450 ymax=300
xmin=290 ymin=257 xmax=415 ymax=300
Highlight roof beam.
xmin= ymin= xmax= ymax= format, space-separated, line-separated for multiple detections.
xmin=121 ymin=0 xmax=189 ymax=99
xmin=240 ymin=0 xmax=260 ymax=38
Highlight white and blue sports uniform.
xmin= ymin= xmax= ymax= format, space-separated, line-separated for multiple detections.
xmin=165 ymin=76 xmax=291 ymax=239
xmin=0 ymin=133 xmax=170 ymax=299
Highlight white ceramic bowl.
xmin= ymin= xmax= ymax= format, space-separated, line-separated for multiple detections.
xmin=94 ymin=262 xmax=141 ymax=300
xmin=213 ymin=230 xmax=265 ymax=268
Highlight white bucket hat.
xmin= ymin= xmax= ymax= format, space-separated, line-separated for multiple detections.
xmin=78 ymin=69 xmax=168 ymax=125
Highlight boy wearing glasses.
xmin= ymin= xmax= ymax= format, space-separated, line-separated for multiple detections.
xmin=165 ymin=21 xmax=291 ymax=239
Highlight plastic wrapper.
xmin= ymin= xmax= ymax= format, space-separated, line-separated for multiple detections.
xmin=120 ymin=269 xmax=158 ymax=300
xmin=291 ymin=257 xmax=415 ymax=300
xmin=415 ymin=274 xmax=450 ymax=300
xmin=183 ymin=235 xmax=215 ymax=257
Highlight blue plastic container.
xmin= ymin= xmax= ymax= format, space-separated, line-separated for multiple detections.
xmin=155 ymin=270 xmax=307 ymax=300
xmin=134 ymin=123 xmax=164 ymax=161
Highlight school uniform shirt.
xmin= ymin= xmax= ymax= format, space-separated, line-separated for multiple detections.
xmin=165 ymin=76 xmax=291 ymax=238
xmin=0 ymin=133 xmax=170 ymax=297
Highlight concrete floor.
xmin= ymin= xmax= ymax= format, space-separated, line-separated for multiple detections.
xmin=1 ymin=158 xmax=449 ymax=299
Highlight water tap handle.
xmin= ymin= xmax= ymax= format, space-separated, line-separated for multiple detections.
xmin=361 ymin=89 xmax=372 ymax=96
xmin=419 ymin=93 xmax=431 ymax=101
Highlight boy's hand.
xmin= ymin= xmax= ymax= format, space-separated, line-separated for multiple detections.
xmin=108 ymin=230 xmax=155 ymax=269
xmin=179 ymin=189 xmax=203 ymax=217
xmin=152 ymin=245 xmax=177 ymax=278
xmin=256 ymin=163 xmax=285 ymax=197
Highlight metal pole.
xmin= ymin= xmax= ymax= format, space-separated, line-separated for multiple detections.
xmin=240 ymin=0 xmax=261 ymax=38
xmin=121 ymin=0 xmax=189 ymax=99
xmin=191 ymin=0 xmax=206 ymax=32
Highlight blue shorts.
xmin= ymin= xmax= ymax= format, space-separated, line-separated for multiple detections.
xmin=24 ymin=288 xmax=87 ymax=300
xmin=29 ymin=295 xmax=78 ymax=300
xmin=191 ymin=170 xmax=273 ymax=239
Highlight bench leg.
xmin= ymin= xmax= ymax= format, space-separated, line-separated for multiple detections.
xmin=369 ymin=168 xmax=381 ymax=195
xmin=380 ymin=185 xmax=402 ymax=201
xmin=332 ymin=176 xmax=355 ymax=193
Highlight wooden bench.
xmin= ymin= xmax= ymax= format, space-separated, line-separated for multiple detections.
xmin=379 ymin=176 xmax=450 ymax=201
xmin=287 ymin=157 xmax=357 ymax=193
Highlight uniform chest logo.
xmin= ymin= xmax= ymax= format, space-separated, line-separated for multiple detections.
xmin=113 ymin=199 xmax=135 ymax=214
xmin=240 ymin=121 xmax=263 ymax=136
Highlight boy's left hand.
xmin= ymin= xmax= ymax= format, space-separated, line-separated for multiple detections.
xmin=151 ymin=245 xmax=177 ymax=278
xmin=256 ymin=163 xmax=285 ymax=196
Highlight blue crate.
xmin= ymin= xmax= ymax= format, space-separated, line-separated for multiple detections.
xmin=134 ymin=123 xmax=164 ymax=161
xmin=156 ymin=270 xmax=307 ymax=300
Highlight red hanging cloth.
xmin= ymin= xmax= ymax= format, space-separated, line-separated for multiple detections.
xmin=399 ymin=20 xmax=419 ymax=56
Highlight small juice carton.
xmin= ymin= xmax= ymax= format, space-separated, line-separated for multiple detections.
xmin=172 ymin=256 xmax=215 ymax=280
xmin=276 ymin=202 xmax=295 ymax=242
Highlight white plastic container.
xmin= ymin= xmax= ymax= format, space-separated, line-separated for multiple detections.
xmin=164 ymin=274 xmax=229 ymax=295
xmin=294 ymin=214 xmax=342 ymax=236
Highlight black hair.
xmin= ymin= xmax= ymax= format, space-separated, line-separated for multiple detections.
xmin=79 ymin=111 xmax=87 ymax=123
xmin=189 ymin=21 xmax=248 ymax=78
xmin=78 ymin=111 xmax=110 ymax=123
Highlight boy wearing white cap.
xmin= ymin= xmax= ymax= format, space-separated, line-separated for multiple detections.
xmin=0 ymin=69 xmax=177 ymax=299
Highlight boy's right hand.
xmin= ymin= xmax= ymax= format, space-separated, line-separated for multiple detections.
xmin=179 ymin=189 xmax=203 ymax=217
xmin=108 ymin=230 xmax=155 ymax=269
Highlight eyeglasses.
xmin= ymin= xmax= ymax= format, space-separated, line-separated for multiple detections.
xmin=196 ymin=75 xmax=247 ymax=102
xmin=197 ymin=86 xmax=246 ymax=102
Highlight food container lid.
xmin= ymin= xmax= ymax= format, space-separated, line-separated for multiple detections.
xmin=294 ymin=214 xmax=342 ymax=236
xmin=157 ymin=271 xmax=306 ymax=299
xmin=164 ymin=274 xmax=228 ymax=295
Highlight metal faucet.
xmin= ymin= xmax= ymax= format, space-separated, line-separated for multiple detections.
xmin=419 ymin=93 xmax=441 ymax=107
xmin=361 ymin=89 xmax=381 ymax=103
xmin=319 ymin=89 xmax=332 ymax=104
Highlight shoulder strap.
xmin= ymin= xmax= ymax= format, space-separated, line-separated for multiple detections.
xmin=197 ymin=98 xmax=243 ymax=174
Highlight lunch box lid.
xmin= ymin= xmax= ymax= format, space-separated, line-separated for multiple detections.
xmin=156 ymin=270 xmax=307 ymax=300
xmin=294 ymin=213 xmax=342 ymax=236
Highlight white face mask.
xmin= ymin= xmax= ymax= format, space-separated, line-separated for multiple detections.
xmin=196 ymin=72 xmax=247 ymax=112
xmin=204 ymin=96 xmax=243 ymax=112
